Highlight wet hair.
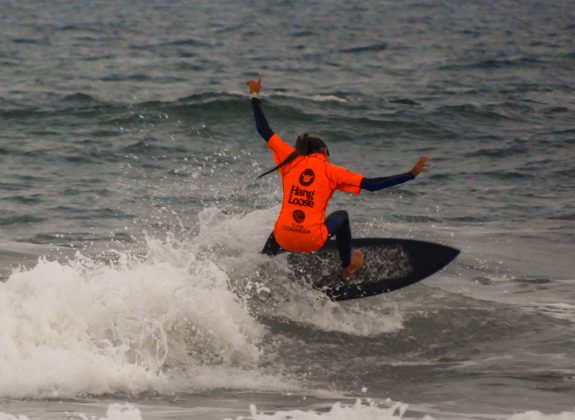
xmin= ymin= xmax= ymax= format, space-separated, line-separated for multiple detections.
xmin=257 ymin=133 xmax=329 ymax=179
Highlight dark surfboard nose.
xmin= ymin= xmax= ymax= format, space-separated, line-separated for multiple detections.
xmin=286 ymin=238 xmax=461 ymax=301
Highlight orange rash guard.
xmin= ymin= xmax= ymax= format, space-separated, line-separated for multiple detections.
xmin=267 ymin=134 xmax=364 ymax=253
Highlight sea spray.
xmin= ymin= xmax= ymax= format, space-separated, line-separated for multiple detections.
xmin=241 ymin=400 xmax=415 ymax=420
xmin=192 ymin=207 xmax=404 ymax=337
xmin=3 ymin=402 xmax=575 ymax=420
xmin=0 ymin=206 xmax=403 ymax=400
xmin=0 ymin=235 xmax=266 ymax=398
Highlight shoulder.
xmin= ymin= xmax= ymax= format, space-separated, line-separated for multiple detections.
xmin=268 ymin=134 xmax=294 ymax=154
xmin=326 ymin=162 xmax=364 ymax=194
xmin=327 ymin=162 xmax=362 ymax=178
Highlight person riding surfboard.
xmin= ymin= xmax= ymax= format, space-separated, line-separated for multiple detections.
xmin=247 ymin=76 xmax=430 ymax=278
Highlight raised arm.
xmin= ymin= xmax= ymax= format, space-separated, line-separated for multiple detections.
xmin=247 ymin=76 xmax=274 ymax=142
xmin=251 ymin=97 xmax=274 ymax=142
xmin=360 ymin=156 xmax=430 ymax=191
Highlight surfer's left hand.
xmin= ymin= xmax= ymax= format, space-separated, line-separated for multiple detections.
xmin=411 ymin=156 xmax=430 ymax=176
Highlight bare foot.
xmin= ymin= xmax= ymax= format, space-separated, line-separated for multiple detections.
xmin=342 ymin=249 xmax=365 ymax=279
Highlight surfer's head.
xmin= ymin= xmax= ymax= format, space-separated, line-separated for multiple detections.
xmin=294 ymin=133 xmax=329 ymax=158
xmin=257 ymin=133 xmax=329 ymax=179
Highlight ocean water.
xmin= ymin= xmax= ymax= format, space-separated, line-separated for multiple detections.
xmin=0 ymin=0 xmax=574 ymax=419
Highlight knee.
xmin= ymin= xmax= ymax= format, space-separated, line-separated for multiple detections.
xmin=334 ymin=210 xmax=349 ymax=222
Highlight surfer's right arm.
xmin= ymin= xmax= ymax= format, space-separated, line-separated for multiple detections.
xmin=251 ymin=97 xmax=275 ymax=142
xmin=247 ymin=75 xmax=274 ymax=142
xmin=247 ymin=76 xmax=294 ymax=163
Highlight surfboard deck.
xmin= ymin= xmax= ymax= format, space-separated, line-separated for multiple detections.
xmin=285 ymin=238 xmax=460 ymax=301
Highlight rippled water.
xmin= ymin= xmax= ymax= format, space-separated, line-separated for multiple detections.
xmin=0 ymin=0 xmax=574 ymax=419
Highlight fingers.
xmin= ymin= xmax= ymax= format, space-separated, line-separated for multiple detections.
xmin=412 ymin=156 xmax=431 ymax=176
xmin=419 ymin=156 xmax=430 ymax=168
xmin=246 ymin=74 xmax=262 ymax=95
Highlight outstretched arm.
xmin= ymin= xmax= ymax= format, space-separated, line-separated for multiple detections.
xmin=360 ymin=156 xmax=430 ymax=191
xmin=247 ymin=75 xmax=274 ymax=142
xmin=251 ymin=97 xmax=274 ymax=142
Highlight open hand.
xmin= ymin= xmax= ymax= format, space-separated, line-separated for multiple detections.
xmin=411 ymin=156 xmax=430 ymax=176
xmin=246 ymin=75 xmax=262 ymax=96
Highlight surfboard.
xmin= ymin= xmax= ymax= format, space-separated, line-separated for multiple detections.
xmin=285 ymin=238 xmax=460 ymax=301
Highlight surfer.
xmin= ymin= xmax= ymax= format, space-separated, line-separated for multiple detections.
xmin=247 ymin=76 xmax=429 ymax=278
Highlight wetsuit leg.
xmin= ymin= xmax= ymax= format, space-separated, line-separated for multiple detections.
xmin=261 ymin=232 xmax=281 ymax=256
xmin=325 ymin=210 xmax=352 ymax=268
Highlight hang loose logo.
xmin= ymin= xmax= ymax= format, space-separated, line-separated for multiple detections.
xmin=299 ymin=169 xmax=315 ymax=186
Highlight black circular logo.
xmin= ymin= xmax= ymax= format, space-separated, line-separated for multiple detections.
xmin=292 ymin=210 xmax=306 ymax=223
xmin=299 ymin=169 xmax=315 ymax=186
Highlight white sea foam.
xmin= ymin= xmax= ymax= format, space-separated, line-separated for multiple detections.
xmin=72 ymin=403 xmax=143 ymax=420
xmin=2 ymin=401 xmax=575 ymax=420
xmin=271 ymin=297 xmax=403 ymax=336
xmin=0 ymin=228 xmax=277 ymax=399
xmin=242 ymin=400 xmax=417 ymax=420
xmin=507 ymin=410 xmax=575 ymax=420
xmin=242 ymin=401 xmax=575 ymax=420
xmin=0 ymin=207 xmax=404 ymax=399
